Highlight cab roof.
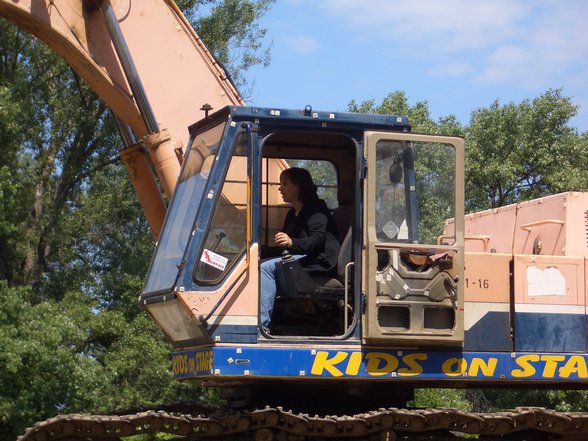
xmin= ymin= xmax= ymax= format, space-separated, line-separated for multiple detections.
xmin=189 ymin=105 xmax=411 ymax=136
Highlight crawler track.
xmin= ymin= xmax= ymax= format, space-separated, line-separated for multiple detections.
xmin=17 ymin=407 xmax=588 ymax=441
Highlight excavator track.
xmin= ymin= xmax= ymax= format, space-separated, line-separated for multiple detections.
xmin=17 ymin=406 xmax=588 ymax=441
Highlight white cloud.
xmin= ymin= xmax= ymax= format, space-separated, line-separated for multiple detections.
xmin=318 ymin=0 xmax=588 ymax=88
xmin=284 ymin=35 xmax=320 ymax=55
xmin=319 ymin=0 xmax=528 ymax=52
xmin=266 ymin=16 xmax=321 ymax=55
xmin=477 ymin=45 xmax=530 ymax=83
xmin=477 ymin=2 xmax=588 ymax=86
xmin=430 ymin=61 xmax=474 ymax=77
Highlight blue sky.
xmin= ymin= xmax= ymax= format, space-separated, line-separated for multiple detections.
xmin=244 ymin=0 xmax=588 ymax=132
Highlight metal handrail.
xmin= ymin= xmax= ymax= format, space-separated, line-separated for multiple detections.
xmin=344 ymin=262 xmax=355 ymax=331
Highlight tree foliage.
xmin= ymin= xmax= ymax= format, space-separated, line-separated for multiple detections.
xmin=350 ymin=91 xmax=464 ymax=243
xmin=0 ymin=1 xmax=273 ymax=437
xmin=0 ymin=282 xmax=201 ymax=440
xmin=482 ymin=389 xmax=588 ymax=412
xmin=179 ymin=0 xmax=274 ymax=96
xmin=349 ymin=89 xmax=588 ymax=213
xmin=411 ymin=388 xmax=472 ymax=411
xmin=0 ymin=20 xmax=118 ymax=298
xmin=465 ymin=88 xmax=588 ymax=211
xmin=349 ymin=91 xmax=462 ymax=136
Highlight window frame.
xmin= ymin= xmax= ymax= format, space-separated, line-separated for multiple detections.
xmin=142 ymin=115 xmax=229 ymax=297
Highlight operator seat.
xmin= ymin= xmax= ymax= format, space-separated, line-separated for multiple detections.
xmin=280 ymin=226 xmax=352 ymax=296
xmin=332 ymin=177 xmax=355 ymax=243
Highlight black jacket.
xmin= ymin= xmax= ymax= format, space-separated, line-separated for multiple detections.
xmin=265 ymin=198 xmax=341 ymax=275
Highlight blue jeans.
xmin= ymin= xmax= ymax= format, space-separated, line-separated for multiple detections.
xmin=260 ymin=254 xmax=304 ymax=329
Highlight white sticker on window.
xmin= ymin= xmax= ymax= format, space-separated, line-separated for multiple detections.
xmin=398 ymin=219 xmax=409 ymax=240
xmin=201 ymin=249 xmax=229 ymax=271
xmin=382 ymin=221 xmax=399 ymax=239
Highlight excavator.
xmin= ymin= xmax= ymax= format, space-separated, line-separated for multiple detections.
xmin=3 ymin=1 xmax=588 ymax=440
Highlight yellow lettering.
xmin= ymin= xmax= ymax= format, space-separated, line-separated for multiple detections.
xmin=207 ymin=351 xmax=213 ymax=371
xmin=345 ymin=352 xmax=363 ymax=376
xmin=365 ymin=352 xmax=399 ymax=376
xmin=202 ymin=352 xmax=209 ymax=371
xmin=172 ymin=354 xmax=189 ymax=375
xmin=512 ymin=355 xmax=540 ymax=378
xmin=311 ymin=351 xmax=348 ymax=377
xmin=173 ymin=352 xmax=212 ymax=375
xmin=442 ymin=357 xmax=467 ymax=377
xmin=398 ymin=353 xmax=427 ymax=377
xmin=540 ymin=355 xmax=566 ymax=378
xmin=559 ymin=356 xmax=588 ymax=378
xmin=468 ymin=357 xmax=498 ymax=377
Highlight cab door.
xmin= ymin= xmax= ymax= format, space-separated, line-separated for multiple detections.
xmin=363 ymin=132 xmax=465 ymax=346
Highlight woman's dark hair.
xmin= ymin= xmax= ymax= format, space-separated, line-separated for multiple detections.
xmin=281 ymin=167 xmax=318 ymax=202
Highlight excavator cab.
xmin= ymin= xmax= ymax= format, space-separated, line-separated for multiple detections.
xmin=140 ymin=106 xmax=464 ymax=351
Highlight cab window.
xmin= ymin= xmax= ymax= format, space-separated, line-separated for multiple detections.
xmin=193 ymin=134 xmax=248 ymax=284
xmin=375 ymin=139 xmax=456 ymax=245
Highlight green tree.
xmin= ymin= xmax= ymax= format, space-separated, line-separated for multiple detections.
xmin=0 ymin=282 xmax=202 ymax=440
xmin=0 ymin=284 xmax=107 ymax=439
xmin=0 ymin=25 xmax=38 ymax=286
xmin=180 ymin=0 xmax=274 ymax=96
xmin=465 ymin=88 xmax=587 ymax=211
xmin=349 ymin=90 xmax=465 ymax=136
xmin=0 ymin=20 xmax=118 ymax=298
xmin=0 ymin=1 xmax=274 ymax=437
xmin=350 ymin=91 xmax=464 ymax=243
xmin=411 ymin=388 xmax=472 ymax=411
xmin=481 ymin=389 xmax=588 ymax=412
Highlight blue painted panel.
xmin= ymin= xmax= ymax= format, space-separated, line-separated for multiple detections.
xmin=465 ymin=311 xmax=512 ymax=352
xmin=208 ymin=324 xmax=257 ymax=344
xmin=172 ymin=346 xmax=588 ymax=383
xmin=515 ymin=312 xmax=585 ymax=353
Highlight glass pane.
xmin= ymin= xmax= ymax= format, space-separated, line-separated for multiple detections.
xmin=194 ymin=135 xmax=248 ymax=283
xmin=143 ymin=119 xmax=226 ymax=294
xmin=414 ymin=142 xmax=456 ymax=245
xmin=286 ymin=159 xmax=338 ymax=208
xmin=375 ymin=140 xmax=455 ymax=245
xmin=375 ymin=140 xmax=410 ymax=242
